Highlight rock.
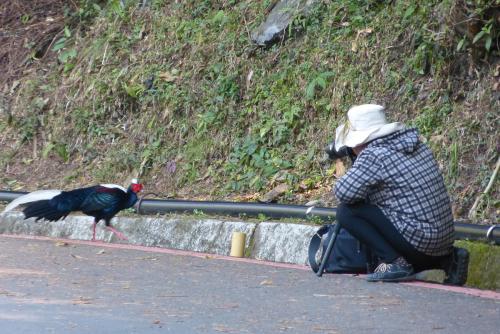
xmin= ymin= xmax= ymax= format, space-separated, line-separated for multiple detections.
xmin=305 ymin=199 xmax=325 ymax=207
xmin=251 ymin=222 xmax=317 ymax=265
xmin=259 ymin=183 xmax=289 ymax=203
xmin=251 ymin=0 xmax=320 ymax=46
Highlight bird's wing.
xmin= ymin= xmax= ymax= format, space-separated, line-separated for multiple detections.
xmin=80 ymin=186 xmax=124 ymax=213
xmin=2 ymin=190 xmax=62 ymax=213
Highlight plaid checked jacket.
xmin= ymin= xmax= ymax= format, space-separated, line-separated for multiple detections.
xmin=334 ymin=128 xmax=455 ymax=256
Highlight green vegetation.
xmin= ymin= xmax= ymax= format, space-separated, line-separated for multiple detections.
xmin=456 ymin=240 xmax=499 ymax=291
xmin=1 ymin=0 xmax=498 ymax=222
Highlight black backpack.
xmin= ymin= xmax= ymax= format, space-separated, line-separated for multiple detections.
xmin=309 ymin=224 xmax=376 ymax=274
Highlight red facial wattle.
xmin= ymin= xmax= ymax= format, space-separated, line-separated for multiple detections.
xmin=131 ymin=183 xmax=143 ymax=193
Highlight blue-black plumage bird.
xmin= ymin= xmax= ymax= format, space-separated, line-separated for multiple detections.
xmin=3 ymin=179 xmax=143 ymax=241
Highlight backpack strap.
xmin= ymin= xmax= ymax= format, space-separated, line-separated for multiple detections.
xmin=308 ymin=225 xmax=330 ymax=273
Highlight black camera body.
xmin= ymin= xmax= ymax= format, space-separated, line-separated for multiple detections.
xmin=324 ymin=141 xmax=356 ymax=162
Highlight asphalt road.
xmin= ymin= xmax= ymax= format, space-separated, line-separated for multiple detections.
xmin=0 ymin=236 xmax=498 ymax=334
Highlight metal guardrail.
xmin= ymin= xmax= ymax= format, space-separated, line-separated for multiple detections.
xmin=1 ymin=191 xmax=498 ymax=244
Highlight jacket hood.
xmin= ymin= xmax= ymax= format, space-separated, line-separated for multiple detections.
xmin=368 ymin=128 xmax=420 ymax=154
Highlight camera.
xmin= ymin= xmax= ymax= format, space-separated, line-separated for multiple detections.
xmin=324 ymin=140 xmax=355 ymax=162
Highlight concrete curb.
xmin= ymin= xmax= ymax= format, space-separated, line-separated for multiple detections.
xmin=0 ymin=212 xmax=318 ymax=265
xmin=3 ymin=211 xmax=499 ymax=294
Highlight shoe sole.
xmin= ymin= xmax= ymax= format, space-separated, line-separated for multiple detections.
xmin=366 ymin=274 xmax=416 ymax=283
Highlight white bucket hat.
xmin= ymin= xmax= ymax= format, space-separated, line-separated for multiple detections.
xmin=334 ymin=104 xmax=405 ymax=151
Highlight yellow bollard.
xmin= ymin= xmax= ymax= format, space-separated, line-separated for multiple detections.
xmin=230 ymin=232 xmax=246 ymax=257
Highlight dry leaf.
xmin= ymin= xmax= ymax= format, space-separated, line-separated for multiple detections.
xmin=352 ymin=28 xmax=373 ymax=53
xmin=357 ymin=28 xmax=373 ymax=36
xmin=312 ymin=326 xmax=338 ymax=333
xmin=158 ymin=71 xmax=177 ymax=82
xmin=351 ymin=41 xmax=358 ymax=52
xmin=493 ymin=64 xmax=499 ymax=77
xmin=213 ymin=324 xmax=238 ymax=333
xmin=138 ymin=256 xmax=158 ymax=261
xmin=246 ymin=69 xmax=254 ymax=90
xmin=429 ymin=134 xmax=445 ymax=145
xmin=234 ymin=193 xmax=260 ymax=201
xmin=55 ymin=241 xmax=68 ymax=247
xmin=10 ymin=80 xmax=20 ymax=93
xmin=162 ymin=107 xmax=171 ymax=120
xmin=72 ymin=297 xmax=92 ymax=305
xmin=259 ymin=279 xmax=273 ymax=286
xmin=215 ymin=303 xmax=239 ymax=309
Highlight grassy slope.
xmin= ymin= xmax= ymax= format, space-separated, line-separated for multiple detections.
xmin=0 ymin=0 xmax=498 ymax=222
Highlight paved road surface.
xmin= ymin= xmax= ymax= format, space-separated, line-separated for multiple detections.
xmin=0 ymin=236 xmax=498 ymax=334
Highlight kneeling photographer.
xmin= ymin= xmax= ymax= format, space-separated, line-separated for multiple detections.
xmin=327 ymin=104 xmax=467 ymax=283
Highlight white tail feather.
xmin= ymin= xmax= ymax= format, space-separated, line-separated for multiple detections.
xmin=100 ymin=184 xmax=127 ymax=192
xmin=3 ymin=190 xmax=62 ymax=213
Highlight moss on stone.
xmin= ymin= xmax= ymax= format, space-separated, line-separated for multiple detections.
xmin=455 ymin=240 xmax=499 ymax=291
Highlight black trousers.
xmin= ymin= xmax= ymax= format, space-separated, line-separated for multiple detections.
xmin=336 ymin=203 xmax=448 ymax=272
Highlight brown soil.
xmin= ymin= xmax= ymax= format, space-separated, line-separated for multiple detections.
xmin=0 ymin=0 xmax=68 ymax=89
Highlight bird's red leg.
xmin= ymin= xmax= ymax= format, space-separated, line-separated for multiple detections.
xmin=105 ymin=225 xmax=128 ymax=241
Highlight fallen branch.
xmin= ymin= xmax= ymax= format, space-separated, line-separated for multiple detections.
xmin=468 ymin=156 xmax=500 ymax=220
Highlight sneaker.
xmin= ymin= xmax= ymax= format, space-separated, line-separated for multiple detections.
xmin=367 ymin=257 xmax=415 ymax=282
xmin=443 ymin=247 xmax=469 ymax=286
